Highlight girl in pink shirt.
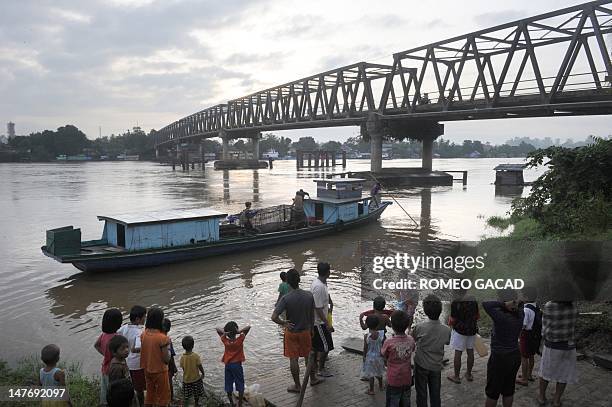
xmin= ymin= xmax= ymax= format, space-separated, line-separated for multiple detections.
xmin=94 ymin=308 xmax=123 ymax=406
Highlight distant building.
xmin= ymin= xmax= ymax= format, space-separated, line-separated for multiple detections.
xmin=7 ymin=122 xmax=15 ymax=138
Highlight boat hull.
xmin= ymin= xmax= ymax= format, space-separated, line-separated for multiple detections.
xmin=42 ymin=202 xmax=390 ymax=272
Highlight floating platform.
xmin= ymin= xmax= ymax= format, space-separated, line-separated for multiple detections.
xmin=213 ymin=159 xmax=268 ymax=170
xmin=333 ymin=168 xmax=454 ymax=187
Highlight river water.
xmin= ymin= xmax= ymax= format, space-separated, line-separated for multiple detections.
xmin=0 ymin=158 xmax=542 ymax=385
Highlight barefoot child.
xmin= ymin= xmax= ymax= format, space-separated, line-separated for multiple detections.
xmin=94 ymin=308 xmax=123 ymax=406
xmin=381 ymin=310 xmax=415 ymax=407
xmin=140 ymin=307 xmax=171 ymax=407
xmin=517 ymin=287 xmax=541 ymax=386
xmin=162 ymin=318 xmax=178 ymax=404
xmin=216 ymin=322 xmax=251 ymax=407
xmin=117 ymin=305 xmax=147 ymax=407
xmin=39 ymin=344 xmax=70 ymax=407
xmin=180 ymin=336 xmax=205 ymax=407
xmin=361 ymin=315 xmax=385 ymax=395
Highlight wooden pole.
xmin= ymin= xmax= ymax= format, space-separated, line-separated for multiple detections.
xmin=462 ymin=171 xmax=468 ymax=186
xmin=342 ymin=151 xmax=346 ymax=167
xmin=332 ymin=151 xmax=336 ymax=167
xmin=296 ymin=353 xmax=315 ymax=407
xmin=308 ymin=153 xmax=312 ymax=168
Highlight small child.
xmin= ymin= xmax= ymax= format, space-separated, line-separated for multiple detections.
xmin=162 ymin=318 xmax=178 ymax=404
xmin=107 ymin=378 xmax=136 ymax=407
xmin=107 ymin=335 xmax=138 ymax=407
xmin=140 ymin=307 xmax=171 ymax=407
xmin=39 ymin=344 xmax=70 ymax=407
xmin=361 ymin=315 xmax=385 ymax=395
xmin=276 ymin=271 xmax=290 ymax=305
xmin=180 ymin=335 xmax=205 ymax=407
xmin=359 ymin=296 xmax=392 ymax=334
xmin=381 ymin=310 xmax=415 ymax=407
xmin=94 ymin=308 xmax=123 ymax=406
xmin=117 ymin=305 xmax=147 ymax=407
xmin=216 ymin=322 xmax=251 ymax=407
xmin=411 ymin=294 xmax=451 ymax=407
xmin=107 ymin=335 xmax=131 ymax=383
xmin=517 ymin=287 xmax=541 ymax=386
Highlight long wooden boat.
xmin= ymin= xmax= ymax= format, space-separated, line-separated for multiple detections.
xmin=41 ymin=179 xmax=391 ymax=272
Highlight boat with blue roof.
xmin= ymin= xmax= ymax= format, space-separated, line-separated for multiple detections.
xmin=41 ymin=179 xmax=391 ymax=271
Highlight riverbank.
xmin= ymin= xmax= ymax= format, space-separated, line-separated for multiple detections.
xmin=0 ymin=358 xmax=224 ymax=407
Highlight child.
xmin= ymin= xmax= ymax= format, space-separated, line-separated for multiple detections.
xmin=108 ymin=335 xmax=131 ymax=383
xmin=94 ymin=308 xmax=123 ymax=406
xmin=361 ymin=315 xmax=385 ymax=395
xmin=276 ymin=271 xmax=290 ymax=305
xmin=216 ymin=322 xmax=251 ymax=407
xmin=107 ymin=335 xmax=138 ymax=407
xmin=107 ymin=378 xmax=136 ymax=407
xmin=517 ymin=287 xmax=541 ymax=386
xmin=381 ymin=310 xmax=415 ymax=407
xmin=180 ymin=335 xmax=205 ymax=407
xmin=117 ymin=305 xmax=147 ymax=407
xmin=359 ymin=296 xmax=392 ymax=334
xmin=39 ymin=344 xmax=70 ymax=407
xmin=162 ymin=318 xmax=178 ymax=404
xmin=411 ymin=294 xmax=451 ymax=407
xmin=140 ymin=307 xmax=171 ymax=407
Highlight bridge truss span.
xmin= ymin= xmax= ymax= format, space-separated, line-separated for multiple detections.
xmin=154 ymin=1 xmax=612 ymax=148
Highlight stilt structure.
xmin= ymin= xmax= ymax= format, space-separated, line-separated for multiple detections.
xmin=296 ymin=150 xmax=345 ymax=169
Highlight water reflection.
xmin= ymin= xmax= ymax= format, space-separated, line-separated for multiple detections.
xmin=495 ymin=185 xmax=524 ymax=197
xmin=252 ymin=170 xmax=259 ymax=203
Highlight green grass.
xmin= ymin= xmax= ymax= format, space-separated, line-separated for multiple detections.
xmin=0 ymin=357 xmax=98 ymax=407
xmin=0 ymin=358 xmax=226 ymax=407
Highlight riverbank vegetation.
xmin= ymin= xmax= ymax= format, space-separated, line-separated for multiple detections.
xmin=477 ymin=138 xmax=612 ymax=353
xmin=0 ymin=358 xmax=224 ymax=407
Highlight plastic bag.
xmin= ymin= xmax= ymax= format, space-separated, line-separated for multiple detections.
xmin=474 ymin=334 xmax=488 ymax=357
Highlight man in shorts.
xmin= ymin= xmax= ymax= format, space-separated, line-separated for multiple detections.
xmin=272 ymin=269 xmax=319 ymax=392
xmin=482 ymin=290 xmax=523 ymax=407
xmin=311 ymin=262 xmax=334 ymax=378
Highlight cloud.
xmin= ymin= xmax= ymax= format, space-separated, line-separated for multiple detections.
xmin=1 ymin=0 xmax=608 ymax=143
xmin=473 ymin=10 xmax=527 ymax=27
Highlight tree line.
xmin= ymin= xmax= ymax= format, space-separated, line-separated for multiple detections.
xmin=0 ymin=125 xmax=605 ymax=162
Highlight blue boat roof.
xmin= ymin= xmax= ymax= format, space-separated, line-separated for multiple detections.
xmin=98 ymin=208 xmax=228 ymax=226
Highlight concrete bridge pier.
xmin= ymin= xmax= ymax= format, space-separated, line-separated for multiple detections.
xmin=199 ymin=143 xmax=205 ymax=171
xmin=252 ymin=133 xmax=261 ymax=159
xmin=220 ymin=130 xmax=230 ymax=160
xmin=366 ymin=114 xmax=384 ymax=173
xmin=422 ymin=136 xmax=434 ymax=171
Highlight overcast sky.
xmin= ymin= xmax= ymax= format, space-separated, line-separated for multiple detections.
xmin=1 ymin=0 xmax=610 ymax=143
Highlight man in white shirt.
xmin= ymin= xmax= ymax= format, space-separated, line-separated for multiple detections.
xmin=311 ymin=262 xmax=334 ymax=378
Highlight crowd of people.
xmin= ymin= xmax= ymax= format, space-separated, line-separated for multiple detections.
xmin=37 ymin=262 xmax=578 ymax=407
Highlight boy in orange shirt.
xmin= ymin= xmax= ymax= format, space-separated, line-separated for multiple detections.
xmin=216 ymin=322 xmax=251 ymax=407
xmin=140 ymin=308 xmax=171 ymax=407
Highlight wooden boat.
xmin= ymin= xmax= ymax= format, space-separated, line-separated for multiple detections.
xmin=42 ymin=179 xmax=391 ymax=272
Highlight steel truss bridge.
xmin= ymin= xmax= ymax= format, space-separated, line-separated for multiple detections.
xmin=153 ymin=1 xmax=612 ymax=148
